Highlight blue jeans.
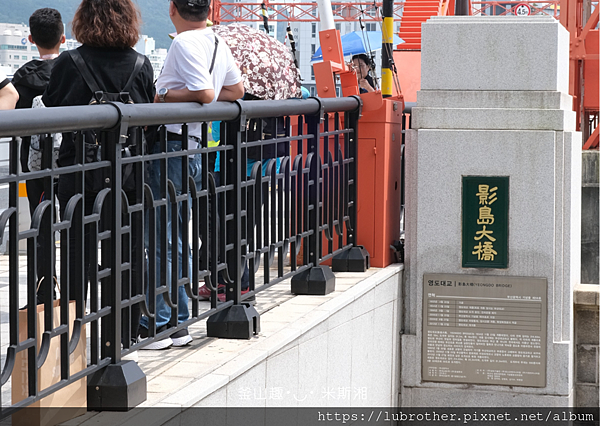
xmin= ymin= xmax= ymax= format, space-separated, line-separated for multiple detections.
xmin=141 ymin=140 xmax=202 ymax=330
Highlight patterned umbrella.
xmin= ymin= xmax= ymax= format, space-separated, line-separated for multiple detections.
xmin=212 ymin=24 xmax=302 ymax=100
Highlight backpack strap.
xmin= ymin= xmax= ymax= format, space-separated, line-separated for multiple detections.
xmin=68 ymin=49 xmax=101 ymax=95
xmin=209 ymin=36 xmax=219 ymax=74
xmin=69 ymin=49 xmax=145 ymax=98
xmin=122 ymin=53 xmax=146 ymax=93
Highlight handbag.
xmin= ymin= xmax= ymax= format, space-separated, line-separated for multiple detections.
xmin=11 ymin=278 xmax=87 ymax=426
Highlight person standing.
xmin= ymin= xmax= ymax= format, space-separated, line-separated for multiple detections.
xmin=139 ymin=0 xmax=244 ymax=349
xmin=12 ymin=8 xmax=65 ymax=304
xmin=42 ymin=0 xmax=155 ymax=346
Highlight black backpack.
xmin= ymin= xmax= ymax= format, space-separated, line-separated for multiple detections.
xmin=68 ymin=49 xmax=146 ymax=193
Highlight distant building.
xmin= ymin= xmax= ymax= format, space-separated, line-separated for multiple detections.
xmin=0 ymin=22 xmax=80 ymax=78
xmin=135 ymin=35 xmax=167 ymax=81
xmin=1 ymin=24 xmax=165 ymax=81
xmin=135 ymin=34 xmax=156 ymax=56
xmin=0 ymin=23 xmax=36 ymax=77
xmin=0 ymin=64 xmax=11 ymax=77
xmin=146 ymin=48 xmax=168 ymax=81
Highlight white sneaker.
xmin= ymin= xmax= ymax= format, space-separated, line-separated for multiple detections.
xmin=137 ymin=325 xmax=173 ymax=350
xmin=170 ymin=327 xmax=193 ymax=347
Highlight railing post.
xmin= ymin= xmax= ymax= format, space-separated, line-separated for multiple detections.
xmin=291 ymin=98 xmax=336 ymax=295
xmin=87 ymin=105 xmax=146 ymax=410
xmin=207 ymin=107 xmax=260 ymax=339
xmin=331 ymin=96 xmax=370 ymax=272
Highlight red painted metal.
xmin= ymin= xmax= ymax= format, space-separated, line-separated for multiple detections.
xmin=398 ymin=0 xmax=450 ymax=50
xmin=356 ymin=98 xmax=404 ymax=267
xmin=211 ymin=2 xmax=404 ymax=24
xmin=560 ymin=0 xmax=599 ymax=148
xmin=470 ymin=0 xmax=560 ymax=16
xmin=211 ymin=0 xmax=598 ymax=149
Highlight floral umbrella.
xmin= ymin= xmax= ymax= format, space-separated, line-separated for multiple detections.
xmin=211 ymin=24 xmax=302 ymax=100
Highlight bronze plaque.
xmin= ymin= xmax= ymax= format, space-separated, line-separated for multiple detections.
xmin=422 ymin=273 xmax=547 ymax=387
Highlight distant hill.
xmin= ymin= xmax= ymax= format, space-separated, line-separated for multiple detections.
xmin=0 ymin=0 xmax=176 ymax=49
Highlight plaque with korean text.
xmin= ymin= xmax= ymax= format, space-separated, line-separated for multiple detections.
xmin=422 ymin=273 xmax=547 ymax=387
xmin=462 ymin=176 xmax=509 ymax=268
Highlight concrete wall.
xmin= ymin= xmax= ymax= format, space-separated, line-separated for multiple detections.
xmin=581 ymin=152 xmax=599 ymax=284
xmin=574 ymin=285 xmax=599 ymax=407
xmin=135 ymin=265 xmax=404 ymax=423
xmin=404 ymin=16 xmax=580 ymax=407
xmin=190 ymin=268 xmax=403 ymax=409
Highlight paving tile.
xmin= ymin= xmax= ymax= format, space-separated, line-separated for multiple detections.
xmin=162 ymin=373 xmax=229 ymax=406
xmin=147 ymin=374 xmax=196 ymax=395
xmin=0 ymin=251 xmax=388 ymax=411
xmin=138 ymin=390 xmax=171 ymax=407
xmin=159 ymin=360 xmax=216 ymax=379
xmin=212 ymin=348 xmax=269 ymax=381
xmin=250 ymin=326 xmax=302 ymax=357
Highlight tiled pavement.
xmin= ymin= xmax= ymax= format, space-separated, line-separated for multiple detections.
xmin=0 ymin=251 xmax=380 ymax=415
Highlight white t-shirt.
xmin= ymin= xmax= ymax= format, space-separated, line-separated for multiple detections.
xmin=157 ymin=28 xmax=242 ymax=146
xmin=0 ymin=70 xmax=8 ymax=84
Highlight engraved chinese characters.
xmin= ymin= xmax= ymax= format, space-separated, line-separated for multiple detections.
xmin=462 ymin=176 xmax=509 ymax=268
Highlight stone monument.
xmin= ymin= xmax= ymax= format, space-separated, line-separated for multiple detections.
xmin=403 ymin=15 xmax=581 ymax=406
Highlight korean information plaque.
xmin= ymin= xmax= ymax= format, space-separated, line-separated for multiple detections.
xmin=422 ymin=273 xmax=547 ymax=387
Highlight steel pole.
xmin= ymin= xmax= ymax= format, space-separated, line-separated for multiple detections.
xmin=382 ymin=0 xmax=394 ymax=97
xmin=315 ymin=0 xmax=335 ymax=30
xmin=455 ymin=0 xmax=469 ymax=15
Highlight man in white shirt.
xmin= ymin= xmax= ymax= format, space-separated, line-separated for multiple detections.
xmin=139 ymin=0 xmax=244 ymax=350
xmin=0 ymin=70 xmax=19 ymax=110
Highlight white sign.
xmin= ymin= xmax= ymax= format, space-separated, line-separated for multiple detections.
xmin=514 ymin=3 xmax=531 ymax=16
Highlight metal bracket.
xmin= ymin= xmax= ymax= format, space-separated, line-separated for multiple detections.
xmin=87 ymin=360 xmax=147 ymax=411
xmin=332 ymin=246 xmax=370 ymax=272
xmin=206 ymin=304 xmax=260 ymax=339
xmin=349 ymin=94 xmax=363 ymax=118
xmin=308 ymin=96 xmax=325 ymax=122
xmin=291 ymin=265 xmax=335 ymax=295
xmin=103 ymin=102 xmax=130 ymax=145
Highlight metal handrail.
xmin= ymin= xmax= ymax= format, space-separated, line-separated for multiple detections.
xmin=0 ymin=98 xmax=361 ymax=138
xmin=0 ymin=96 xmax=362 ymax=415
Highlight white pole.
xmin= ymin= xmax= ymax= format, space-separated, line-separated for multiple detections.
xmin=315 ymin=0 xmax=335 ymax=31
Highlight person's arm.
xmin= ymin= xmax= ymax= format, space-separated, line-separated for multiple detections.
xmin=358 ymin=78 xmax=375 ymax=93
xmin=155 ymin=38 xmax=215 ymax=105
xmin=0 ymin=81 xmax=19 ymax=110
xmin=154 ymin=87 xmax=215 ymax=104
xmin=217 ymin=81 xmax=244 ymax=102
xmin=217 ymin=42 xmax=244 ymax=102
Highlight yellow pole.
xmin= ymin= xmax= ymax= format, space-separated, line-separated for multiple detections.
xmin=381 ymin=1 xmax=394 ymax=97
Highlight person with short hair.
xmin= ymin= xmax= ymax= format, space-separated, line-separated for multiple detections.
xmin=139 ymin=0 xmax=244 ymax=349
xmin=352 ymin=54 xmax=376 ymax=93
xmin=0 ymin=70 xmax=18 ymax=110
xmin=12 ymin=7 xmax=65 ymax=304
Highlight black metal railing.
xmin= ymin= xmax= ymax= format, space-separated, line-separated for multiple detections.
xmin=0 ymin=96 xmax=366 ymax=414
